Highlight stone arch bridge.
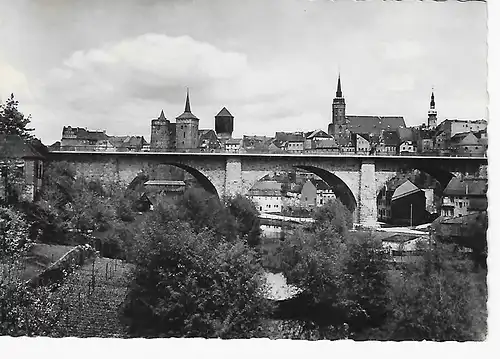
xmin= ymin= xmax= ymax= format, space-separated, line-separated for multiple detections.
xmin=48 ymin=151 xmax=486 ymax=227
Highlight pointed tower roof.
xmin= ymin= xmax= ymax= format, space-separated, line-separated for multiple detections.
xmin=216 ymin=107 xmax=233 ymax=117
xmin=430 ymin=91 xmax=435 ymax=109
xmin=176 ymin=88 xmax=199 ymax=120
xmin=158 ymin=110 xmax=167 ymax=120
xmin=336 ymin=75 xmax=343 ymax=98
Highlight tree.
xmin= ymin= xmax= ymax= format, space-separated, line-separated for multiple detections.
xmin=0 ymin=94 xmax=34 ymax=139
xmin=277 ymin=200 xmax=389 ymax=338
xmin=226 ymin=194 xmax=261 ymax=246
xmin=311 ymin=198 xmax=353 ymax=236
xmin=176 ymin=187 xmax=237 ymax=242
xmin=120 ymin=207 xmax=271 ymax=338
xmin=382 ymin=243 xmax=487 ymax=341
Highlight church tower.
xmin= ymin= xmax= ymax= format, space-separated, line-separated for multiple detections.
xmin=176 ymin=89 xmax=200 ymax=150
xmin=427 ymin=90 xmax=437 ymax=128
xmin=328 ymin=75 xmax=347 ymax=138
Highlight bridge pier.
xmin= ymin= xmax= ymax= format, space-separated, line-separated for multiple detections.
xmin=224 ymin=157 xmax=243 ymax=198
xmin=359 ymin=159 xmax=378 ymax=228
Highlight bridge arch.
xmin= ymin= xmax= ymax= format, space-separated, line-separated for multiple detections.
xmin=126 ymin=162 xmax=222 ymax=199
xmin=294 ymin=165 xmax=357 ymax=212
xmin=242 ymin=164 xmax=358 ymax=213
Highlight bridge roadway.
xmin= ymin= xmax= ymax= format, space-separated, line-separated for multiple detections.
xmin=48 ymin=151 xmax=487 ymax=227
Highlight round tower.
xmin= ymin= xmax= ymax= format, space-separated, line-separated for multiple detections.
xmin=215 ymin=107 xmax=234 ymax=140
xmin=150 ymin=110 xmax=170 ymax=151
xmin=175 ymin=89 xmax=199 ymax=150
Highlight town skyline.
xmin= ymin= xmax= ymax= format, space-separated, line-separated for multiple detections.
xmin=0 ymin=0 xmax=488 ymax=144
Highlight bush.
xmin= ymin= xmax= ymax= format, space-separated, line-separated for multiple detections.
xmin=15 ymin=201 xmax=67 ymax=244
xmin=226 ymin=195 xmax=261 ymax=247
xmin=120 ymin=208 xmax=271 ymax=338
xmin=0 ymin=206 xmax=32 ymax=259
xmin=0 ymin=282 xmax=63 ymax=336
xmin=380 ymin=244 xmax=487 ymax=341
xmin=176 ymin=188 xmax=237 ymax=242
xmin=277 ymin=201 xmax=389 ymax=338
xmin=312 ymin=199 xmax=353 ymax=236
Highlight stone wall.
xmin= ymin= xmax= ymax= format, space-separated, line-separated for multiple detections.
xmin=27 ymin=244 xmax=96 ymax=288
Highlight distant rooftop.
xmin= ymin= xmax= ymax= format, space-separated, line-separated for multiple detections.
xmin=0 ymin=134 xmax=45 ymax=160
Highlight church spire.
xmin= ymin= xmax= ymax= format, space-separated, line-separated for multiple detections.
xmin=336 ymin=75 xmax=343 ymax=98
xmin=430 ymin=91 xmax=435 ymax=109
xmin=184 ymin=88 xmax=191 ymax=113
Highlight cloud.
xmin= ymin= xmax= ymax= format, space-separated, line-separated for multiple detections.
xmin=34 ymin=33 xmax=331 ymax=141
xmin=31 ymin=34 xmax=326 ymax=142
xmin=0 ymin=62 xmax=32 ymax=101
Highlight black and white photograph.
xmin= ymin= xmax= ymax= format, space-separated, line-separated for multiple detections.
xmin=0 ymin=0 xmax=494 ymax=346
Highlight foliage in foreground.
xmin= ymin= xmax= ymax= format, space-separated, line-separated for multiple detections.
xmin=0 ymin=206 xmax=33 ymax=259
xmin=120 ymin=206 xmax=271 ymax=338
xmin=371 ymin=244 xmax=488 ymax=341
xmin=276 ymin=199 xmax=487 ymax=341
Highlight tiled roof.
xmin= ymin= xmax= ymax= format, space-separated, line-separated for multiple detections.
xmin=469 ymin=197 xmax=488 ymax=211
xmin=345 ymin=116 xmax=406 ymax=135
xmin=109 ymin=136 xmax=147 ymax=149
xmin=275 ymin=132 xmax=304 ymax=142
xmin=450 ymin=132 xmax=480 ymax=146
xmin=215 ymin=107 xmax=233 ymax=117
xmin=444 ymin=177 xmax=487 ymax=196
xmin=176 ymin=111 xmax=199 ymax=120
xmin=198 ymin=129 xmax=218 ymax=141
xmin=0 ymin=134 xmax=45 ymax=159
xmin=305 ymin=130 xmax=331 ymax=139
xmin=397 ymin=127 xmax=416 ymax=142
xmin=381 ymin=130 xmax=401 ymax=146
xmin=62 ymin=126 xmax=109 ymax=141
xmin=391 ymin=180 xmax=421 ymax=201
xmin=249 ymin=189 xmax=281 ymax=197
xmin=251 ymin=181 xmax=282 ymax=191
xmin=49 ymin=141 xmax=61 ymax=151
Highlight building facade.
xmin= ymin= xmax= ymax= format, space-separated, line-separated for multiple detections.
xmin=0 ymin=134 xmax=45 ymax=202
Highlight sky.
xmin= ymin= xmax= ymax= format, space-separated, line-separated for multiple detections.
xmin=0 ymin=0 xmax=488 ymax=145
